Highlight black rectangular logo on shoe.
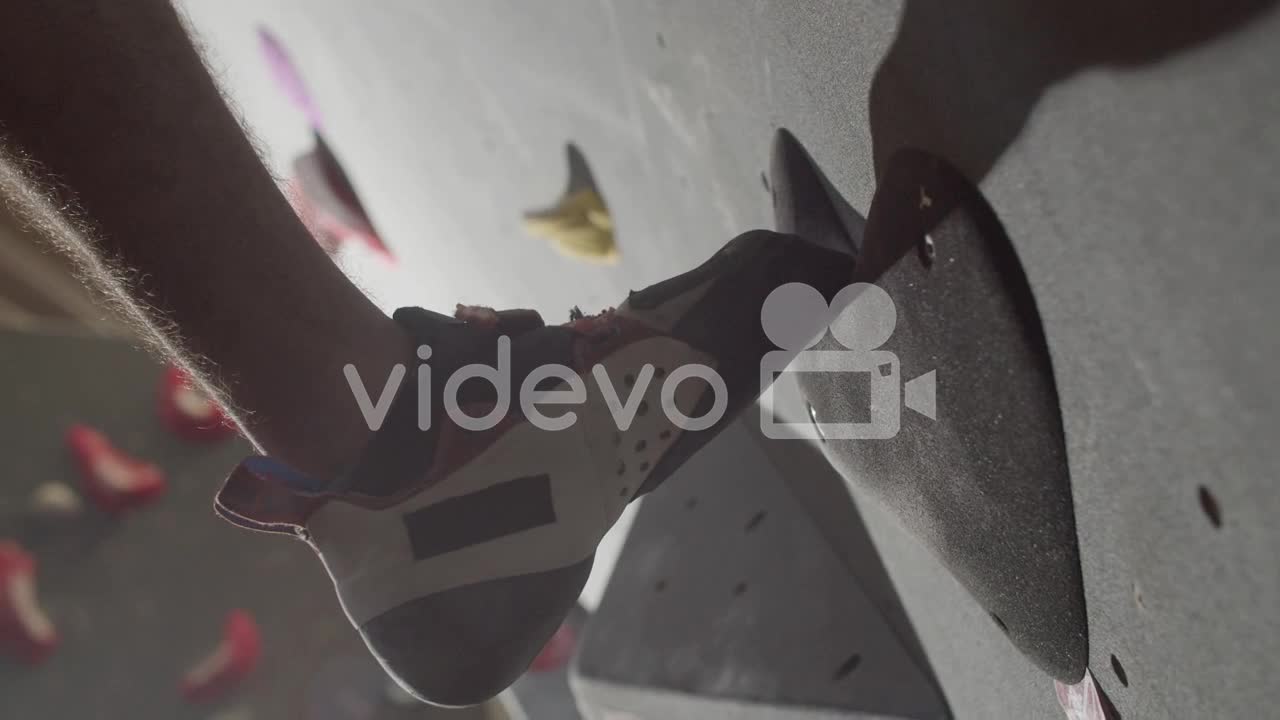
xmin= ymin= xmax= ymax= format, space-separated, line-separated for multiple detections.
xmin=403 ymin=473 xmax=556 ymax=560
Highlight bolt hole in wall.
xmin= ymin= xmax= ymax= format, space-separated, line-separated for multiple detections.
xmin=732 ymin=581 xmax=748 ymax=597
xmin=918 ymin=235 xmax=936 ymax=268
xmin=1111 ymin=654 xmax=1129 ymax=688
xmin=806 ymin=402 xmax=826 ymax=443
xmin=990 ymin=613 xmax=1008 ymax=633
xmin=1198 ymin=485 xmax=1222 ymax=528
xmin=832 ymin=653 xmax=862 ymax=682
xmin=654 ymin=579 xmax=667 ymax=593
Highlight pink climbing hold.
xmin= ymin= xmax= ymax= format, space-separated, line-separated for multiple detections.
xmin=529 ymin=621 xmax=576 ymax=673
xmin=1055 ymin=669 xmax=1117 ymax=720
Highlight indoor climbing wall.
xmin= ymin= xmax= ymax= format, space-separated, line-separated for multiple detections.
xmin=0 ymin=329 xmax=483 ymax=720
xmin=168 ymin=1 xmax=1280 ymax=718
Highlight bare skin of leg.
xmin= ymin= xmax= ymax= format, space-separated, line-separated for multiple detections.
xmin=0 ymin=1 xmax=412 ymax=479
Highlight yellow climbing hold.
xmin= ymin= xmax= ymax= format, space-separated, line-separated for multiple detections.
xmin=523 ymin=188 xmax=618 ymax=264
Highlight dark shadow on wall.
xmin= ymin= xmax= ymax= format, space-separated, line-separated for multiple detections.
xmin=868 ymin=0 xmax=1278 ymax=182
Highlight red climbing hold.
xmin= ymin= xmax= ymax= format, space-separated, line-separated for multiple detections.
xmin=158 ymin=366 xmax=237 ymax=442
xmin=181 ymin=609 xmax=262 ymax=702
xmin=66 ymin=424 xmax=167 ymax=513
xmin=0 ymin=541 xmax=58 ymax=665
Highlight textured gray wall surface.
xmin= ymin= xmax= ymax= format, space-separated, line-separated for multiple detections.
xmin=0 ymin=329 xmax=479 ymax=720
xmin=314 ymin=3 xmax=1280 ymax=718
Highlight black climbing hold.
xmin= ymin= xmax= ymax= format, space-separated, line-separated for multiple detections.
xmin=796 ymin=146 xmax=1088 ymax=681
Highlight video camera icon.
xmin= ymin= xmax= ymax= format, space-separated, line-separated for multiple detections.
xmin=759 ymin=282 xmax=936 ymax=441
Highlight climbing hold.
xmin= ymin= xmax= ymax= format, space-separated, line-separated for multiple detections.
xmin=66 ymin=424 xmax=167 ymax=514
xmin=181 ymin=610 xmax=262 ymax=702
xmin=0 ymin=541 xmax=57 ymax=665
xmin=27 ymin=481 xmax=83 ymax=518
xmin=523 ymin=144 xmax=618 ymax=264
xmin=158 ymin=366 xmax=237 ymax=443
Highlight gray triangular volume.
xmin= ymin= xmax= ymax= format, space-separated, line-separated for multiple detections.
xmin=573 ymin=424 xmax=950 ymax=719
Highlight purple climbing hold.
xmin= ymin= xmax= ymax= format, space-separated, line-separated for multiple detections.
xmin=258 ymin=26 xmax=324 ymax=131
